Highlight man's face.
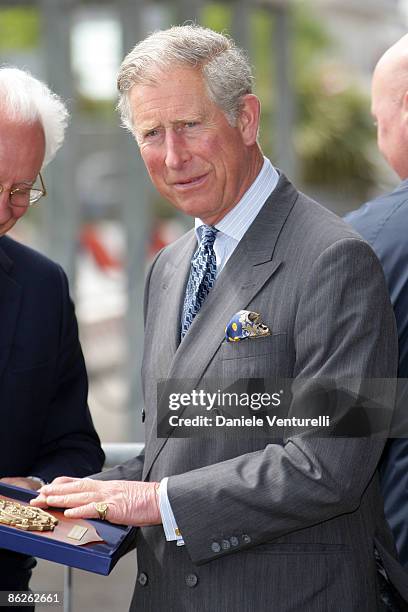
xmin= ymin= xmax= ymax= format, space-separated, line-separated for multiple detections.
xmin=130 ymin=66 xmax=260 ymax=225
xmin=371 ymin=69 xmax=407 ymax=179
xmin=0 ymin=117 xmax=45 ymax=236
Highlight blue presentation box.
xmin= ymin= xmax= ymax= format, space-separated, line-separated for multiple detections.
xmin=0 ymin=483 xmax=135 ymax=575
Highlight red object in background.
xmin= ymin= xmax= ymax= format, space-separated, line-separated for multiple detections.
xmin=80 ymin=225 xmax=122 ymax=271
xmin=81 ymin=220 xmax=185 ymax=270
xmin=149 ymin=219 xmax=187 ymax=258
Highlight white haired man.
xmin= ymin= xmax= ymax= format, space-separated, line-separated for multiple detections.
xmin=0 ymin=68 xmax=104 ymax=604
xmin=33 ymin=26 xmax=408 ymax=610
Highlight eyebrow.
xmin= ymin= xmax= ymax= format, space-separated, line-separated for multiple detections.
xmin=2 ymin=180 xmax=35 ymax=190
xmin=139 ymin=125 xmax=161 ymax=135
xmin=138 ymin=115 xmax=204 ymax=134
xmin=0 ymin=177 xmax=35 ymax=186
xmin=13 ymin=180 xmax=35 ymax=187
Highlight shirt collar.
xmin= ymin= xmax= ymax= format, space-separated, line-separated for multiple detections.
xmin=195 ymin=157 xmax=279 ymax=242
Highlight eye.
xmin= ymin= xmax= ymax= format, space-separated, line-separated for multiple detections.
xmin=185 ymin=121 xmax=198 ymax=128
xmin=145 ymin=129 xmax=159 ymax=138
xmin=10 ymin=188 xmax=31 ymax=208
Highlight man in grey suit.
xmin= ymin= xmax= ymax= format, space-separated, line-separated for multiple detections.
xmin=33 ymin=26 xmax=408 ymax=611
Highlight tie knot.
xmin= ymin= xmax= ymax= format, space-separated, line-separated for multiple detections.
xmin=200 ymin=225 xmax=218 ymax=247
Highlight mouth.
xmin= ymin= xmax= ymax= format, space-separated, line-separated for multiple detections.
xmin=172 ymin=173 xmax=208 ymax=190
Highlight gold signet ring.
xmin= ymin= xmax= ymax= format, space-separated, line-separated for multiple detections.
xmin=94 ymin=502 xmax=109 ymax=521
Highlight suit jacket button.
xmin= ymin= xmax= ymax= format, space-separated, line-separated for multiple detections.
xmin=138 ymin=572 xmax=148 ymax=586
xmin=230 ymin=536 xmax=239 ymax=547
xmin=211 ymin=541 xmax=221 ymax=553
xmin=242 ymin=534 xmax=251 ymax=544
xmin=141 ymin=409 xmax=146 ymax=423
xmin=185 ymin=573 xmax=198 ymax=588
xmin=221 ymin=539 xmax=230 ymax=550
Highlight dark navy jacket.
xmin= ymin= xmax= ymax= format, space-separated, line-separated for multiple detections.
xmin=0 ymin=235 xmax=104 ymax=483
xmin=346 ymin=179 xmax=408 ymax=566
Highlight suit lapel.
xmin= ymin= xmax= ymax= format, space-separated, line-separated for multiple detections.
xmin=143 ymin=232 xmax=196 ymax=451
xmin=0 ymin=240 xmax=21 ymax=381
xmin=143 ymin=173 xmax=299 ymax=479
xmin=150 ymin=231 xmax=196 ymax=377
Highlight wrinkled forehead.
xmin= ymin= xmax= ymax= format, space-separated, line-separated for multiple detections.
xmin=0 ymin=114 xmax=45 ymax=167
xmin=0 ymin=108 xmax=43 ymax=133
xmin=129 ymin=67 xmax=214 ymax=128
xmin=130 ymin=62 xmax=207 ymax=90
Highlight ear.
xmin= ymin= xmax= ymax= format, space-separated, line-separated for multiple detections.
xmin=237 ymin=94 xmax=261 ymax=146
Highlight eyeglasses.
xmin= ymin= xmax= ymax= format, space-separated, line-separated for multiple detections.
xmin=0 ymin=173 xmax=47 ymax=208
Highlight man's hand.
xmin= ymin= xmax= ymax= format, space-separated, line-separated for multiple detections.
xmin=0 ymin=477 xmax=42 ymax=491
xmin=30 ymin=476 xmax=161 ymax=526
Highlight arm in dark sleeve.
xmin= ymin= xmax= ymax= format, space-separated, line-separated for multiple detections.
xmin=30 ymin=265 xmax=104 ymax=482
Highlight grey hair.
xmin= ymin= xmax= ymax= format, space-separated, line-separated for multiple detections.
xmin=117 ymin=24 xmax=253 ymax=134
xmin=0 ymin=67 xmax=69 ymax=167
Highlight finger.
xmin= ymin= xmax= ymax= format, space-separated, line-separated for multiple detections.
xmin=64 ymin=502 xmax=121 ymax=524
xmin=43 ymin=491 xmax=100 ymax=509
xmin=64 ymin=503 xmax=104 ymax=520
xmin=49 ymin=476 xmax=81 ymax=486
xmin=30 ymin=495 xmax=49 ymax=508
xmin=40 ymin=477 xmax=96 ymax=497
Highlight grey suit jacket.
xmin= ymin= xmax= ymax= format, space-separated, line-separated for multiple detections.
xmin=101 ymin=174 xmax=408 ymax=611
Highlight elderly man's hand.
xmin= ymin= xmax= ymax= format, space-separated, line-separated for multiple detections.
xmin=0 ymin=477 xmax=42 ymax=491
xmin=30 ymin=477 xmax=161 ymax=526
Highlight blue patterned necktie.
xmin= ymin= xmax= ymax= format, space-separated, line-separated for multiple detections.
xmin=181 ymin=225 xmax=218 ymax=338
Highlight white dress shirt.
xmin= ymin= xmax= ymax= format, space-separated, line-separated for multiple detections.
xmin=158 ymin=157 xmax=279 ymax=544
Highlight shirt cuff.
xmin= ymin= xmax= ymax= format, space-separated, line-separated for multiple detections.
xmin=158 ymin=477 xmax=185 ymax=546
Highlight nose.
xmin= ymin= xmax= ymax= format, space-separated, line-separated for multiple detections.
xmin=164 ymin=130 xmax=191 ymax=170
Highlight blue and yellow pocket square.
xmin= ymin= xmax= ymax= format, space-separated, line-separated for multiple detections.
xmin=225 ymin=310 xmax=271 ymax=342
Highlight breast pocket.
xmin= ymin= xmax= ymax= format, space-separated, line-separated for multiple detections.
xmin=218 ymin=332 xmax=291 ymax=379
